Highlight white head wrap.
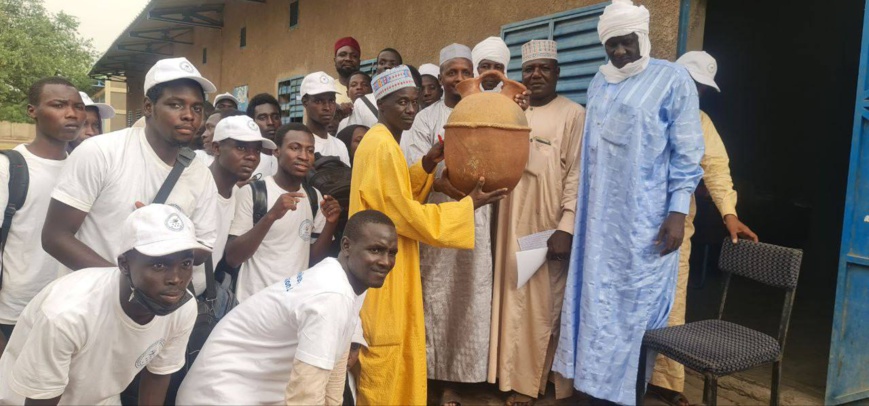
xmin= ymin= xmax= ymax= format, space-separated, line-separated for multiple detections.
xmin=597 ymin=0 xmax=651 ymax=84
xmin=439 ymin=43 xmax=473 ymax=66
xmin=372 ymin=65 xmax=416 ymax=100
xmin=472 ymin=37 xmax=511 ymax=76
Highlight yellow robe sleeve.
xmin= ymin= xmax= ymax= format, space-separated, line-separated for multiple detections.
xmin=356 ymin=131 xmax=475 ymax=249
xmin=408 ymin=159 xmax=435 ymax=204
xmin=699 ymin=111 xmax=738 ymax=218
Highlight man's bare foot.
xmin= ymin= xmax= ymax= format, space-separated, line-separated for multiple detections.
xmin=505 ymin=391 xmax=536 ymax=406
xmin=440 ymin=387 xmax=462 ymax=406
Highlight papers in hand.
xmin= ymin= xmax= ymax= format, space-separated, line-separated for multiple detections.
xmin=518 ymin=229 xmax=556 ymax=251
xmin=515 ymin=229 xmax=556 ymax=289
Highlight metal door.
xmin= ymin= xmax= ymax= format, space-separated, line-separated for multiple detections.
xmin=827 ymin=2 xmax=869 ymax=403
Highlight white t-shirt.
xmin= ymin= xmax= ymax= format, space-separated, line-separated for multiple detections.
xmin=313 ymin=134 xmax=351 ymax=167
xmin=212 ymin=187 xmax=238 ymax=266
xmin=346 ymin=94 xmax=378 ymax=128
xmin=253 ymin=152 xmax=278 ymax=179
xmin=193 ymin=149 xmax=214 ymax=167
xmin=228 ymin=176 xmax=325 ymax=302
xmin=175 ymin=258 xmax=360 ymax=405
xmin=0 ymin=145 xmax=66 ymax=324
xmin=51 ymin=127 xmax=218 ymax=293
xmin=0 ymin=268 xmax=196 ymax=405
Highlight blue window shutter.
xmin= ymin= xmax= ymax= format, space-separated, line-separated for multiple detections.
xmin=359 ymin=58 xmax=376 ymax=76
xmin=277 ymin=75 xmax=305 ymax=124
xmin=501 ymin=3 xmax=608 ymax=105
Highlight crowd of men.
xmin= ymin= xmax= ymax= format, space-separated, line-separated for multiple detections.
xmin=0 ymin=0 xmax=761 ymax=405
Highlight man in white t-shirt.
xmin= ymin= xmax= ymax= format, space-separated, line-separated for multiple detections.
xmin=194 ymin=109 xmax=248 ymax=168
xmin=0 ymin=204 xmax=204 ymax=405
xmin=246 ymin=93 xmax=282 ymax=178
xmin=0 ymin=77 xmax=86 ymax=353
xmin=224 ymin=123 xmax=342 ymax=302
xmin=302 ymin=71 xmax=351 ymax=166
xmin=213 ymin=92 xmax=239 ymax=112
xmin=176 ymin=209 xmax=397 ymax=405
xmin=42 ymin=57 xmax=219 ymax=295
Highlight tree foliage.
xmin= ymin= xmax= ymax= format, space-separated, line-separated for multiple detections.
xmin=0 ymin=0 xmax=97 ymax=122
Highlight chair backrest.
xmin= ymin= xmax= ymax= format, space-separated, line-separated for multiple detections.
xmin=718 ymin=238 xmax=803 ymax=290
xmin=717 ymin=238 xmax=803 ymax=347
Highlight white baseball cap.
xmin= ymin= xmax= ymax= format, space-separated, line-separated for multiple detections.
xmin=78 ymin=91 xmax=115 ymax=119
xmin=675 ymin=51 xmax=720 ymax=92
xmin=144 ymin=57 xmax=217 ymax=95
xmin=119 ymin=204 xmax=211 ymax=258
xmin=213 ymin=92 xmax=239 ymax=106
xmin=213 ymin=115 xmax=278 ymax=150
xmin=300 ymin=71 xmax=337 ymax=98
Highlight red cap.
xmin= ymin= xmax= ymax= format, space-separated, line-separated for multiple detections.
xmin=335 ymin=37 xmax=360 ymax=55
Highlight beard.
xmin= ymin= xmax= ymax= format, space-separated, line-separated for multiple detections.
xmin=336 ymin=65 xmax=357 ymax=78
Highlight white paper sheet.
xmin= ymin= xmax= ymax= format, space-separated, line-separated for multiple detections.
xmin=518 ymin=229 xmax=556 ymax=251
xmin=516 ymin=247 xmax=548 ymax=289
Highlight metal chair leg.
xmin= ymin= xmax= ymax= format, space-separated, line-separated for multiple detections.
xmin=636 ymin=345 xmax=647 ymax=405
xmin=703 ymin=373 xmax=719 ymax=406
xmin=771 ymin=361 xmax=782 ymax=406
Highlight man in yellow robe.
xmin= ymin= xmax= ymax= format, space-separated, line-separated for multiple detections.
xmin=349 ymin=65 xmax=507 ymax=405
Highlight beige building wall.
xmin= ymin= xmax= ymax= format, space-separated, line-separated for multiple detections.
xmin=92 ymin=80 xmax=129 ymax=132
xmin=128 ymin=0 xmax=682 ymax=113
xmin=0 ymin=122 xmax=35 ymax=150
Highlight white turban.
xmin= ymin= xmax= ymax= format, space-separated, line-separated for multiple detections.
xmin=597 ymin=0 xmax=651 ymax=83
xmin=472 ymin=37 xmax=511 ymax=76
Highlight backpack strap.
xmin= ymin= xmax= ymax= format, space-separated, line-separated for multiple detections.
xmin=153 ymin=147 xmax=195 ymax=204
xmin=360 ymin=96 xmax=379 ymax=118
xmin=0 ymin=150 xmax=28 ymax=290
xmin=251 ymin=179 xmax=268 ymax=225
xmin=302 ymin=181 xmax=319 ymax=219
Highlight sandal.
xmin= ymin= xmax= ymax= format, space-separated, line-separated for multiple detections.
xmin=505 ymin=391 xmax=536 ymax=406
xmin=439 ymin=387 xmax=462 ymax=406
xmin=647 ymin=384 xmax=690 ymax=406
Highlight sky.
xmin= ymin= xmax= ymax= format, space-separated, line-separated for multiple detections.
xmin=42 ymin=0 xmax=151 ymax=55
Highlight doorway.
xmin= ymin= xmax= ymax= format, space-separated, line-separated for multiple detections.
xmin=685 ymin=0 xmax=864 ymax=398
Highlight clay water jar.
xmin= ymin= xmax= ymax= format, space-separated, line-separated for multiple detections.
xmin=443 ymin=70 xmax=531 ymax=194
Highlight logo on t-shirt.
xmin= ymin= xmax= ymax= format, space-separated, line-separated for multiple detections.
xmin=135 ymin=339 xmax=166 ymax=369
xmin=284 ymin=270 xmax=305 ymax=291
xmin=299 ymin=219 xmax=313 ymax=242
xmin=165 ymin=213 xmax=185 ymax=231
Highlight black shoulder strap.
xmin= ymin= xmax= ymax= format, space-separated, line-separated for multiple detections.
xmin=302 ymin=181 xmax=319 ymax=218
xmin=202 ymin=257 xmax=216 ymax=301
xmin=153 ymin=147 xmax=195 ymax=204
xmin=360 ymin=95 xmax=379 ymax=118
xmin=251 ymin=179 xmax=268 ymax=225
xmin=0 ymin=150 xmax=28 ymax=290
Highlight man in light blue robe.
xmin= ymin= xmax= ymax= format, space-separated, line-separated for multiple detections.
xmin=552 ymin=1 xmax=705 ymax=404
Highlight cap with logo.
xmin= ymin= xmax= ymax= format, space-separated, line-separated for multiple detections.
xmin=675 ymin=51 xmax=720 ymax=92
xmin=213 ymin=92 xmax=240 ymax=106
xmin=79 ymin=91 xmax=116 ymax=119
xmin=213 ymin=115 xmax=277 ymax=150
xmin=300 ymin=71 xmax=337 ymax=98
xmin=119 ymin=204 xmax=212 ymax=257
xmin=144 ymin=57 xmax=217 ymax=95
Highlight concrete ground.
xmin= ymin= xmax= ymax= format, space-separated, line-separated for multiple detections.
xmin=430 ymin=369 xmax=823 ymax=405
